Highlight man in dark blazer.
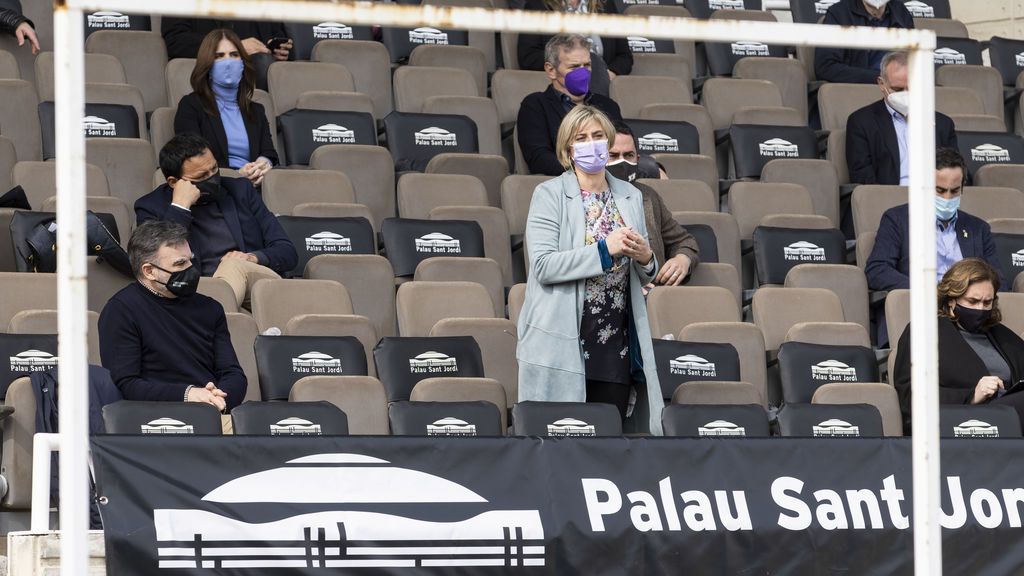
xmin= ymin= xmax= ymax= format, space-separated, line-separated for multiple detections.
xmin=517 ymin=33 xmax=623 ymax=176
xmin=847 ymin=51 xmax=958 ymax=185
xmin=136 ymin=133 xmax=297 ymax=308
xmin=814 ymin=0 xmax=913 ymax=84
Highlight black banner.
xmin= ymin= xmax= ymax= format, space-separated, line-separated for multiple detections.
xmin=92 ymin=437 xmax=1024 ymax=575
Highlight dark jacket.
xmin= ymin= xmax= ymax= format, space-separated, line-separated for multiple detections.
xmin=517 ymin=85 xmax=623 ymax=176
xmin=635 ymin=181 xmax=700 ymax=273
xmin=135 ymin=176 xmax=298 ymax=275
xmin=846 ymin=99 xmax=958 ymax=185
xmin=894 ymin=317 xmax=1024 ymax=434
xmin=517 ymin=0 xmax=633 ymax=76
xmin=814 ymin=0 xmax=914 ymax=83
xmin=174 ymin=92 xmax=279 ymax=169
xmin=865 ymin=204 xmax=999 ymax=292
xmin=0 ymin=7 xmax=28 ymax=35
xmin=161 ymin=17 xmax=288 ymax=60
xmin=31 ymin=365 xmax=122 ymax=436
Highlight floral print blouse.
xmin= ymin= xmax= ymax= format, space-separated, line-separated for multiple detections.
xmin=579 ymin=187 xmax=631 ymax=385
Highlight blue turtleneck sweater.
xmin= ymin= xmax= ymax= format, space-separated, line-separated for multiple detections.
xmin=212 ymin=80 xmax=250 ymax=169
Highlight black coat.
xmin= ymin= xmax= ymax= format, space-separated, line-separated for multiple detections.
xmin=893 ymin=317 xmax=1024 ymax=434
xmin=517 ymin=85 xmax=623 ymax=176
xmin=174 ymin=92 xmax=279 ymax=169
xmin=846 ymin=99 xmax=958 ymax=185
xmin=516 ymin=0 xmax=632 ymax=76
xmin=161 ymin=17 xmax=288 ymax=60
xmin=814 ymin=0 xmax=914 ymax=83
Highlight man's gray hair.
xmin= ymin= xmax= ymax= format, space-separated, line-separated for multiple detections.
xmin=544 ymin=33 xmax=592 ymax=69
xmin=879 ymin=51 xmax=908 ymax=82
xmin=127 ymin=220 xmax=189 ymax=279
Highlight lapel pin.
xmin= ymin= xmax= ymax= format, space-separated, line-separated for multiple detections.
xmin=963 ymin=230 xmax=968 ymax=239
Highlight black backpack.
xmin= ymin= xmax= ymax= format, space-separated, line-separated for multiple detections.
xmin=11 ymin=210 xmax=132 ymax=277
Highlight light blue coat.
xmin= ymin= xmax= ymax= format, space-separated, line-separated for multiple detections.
xmin=516 ymin=170 xmax=665 ymax=435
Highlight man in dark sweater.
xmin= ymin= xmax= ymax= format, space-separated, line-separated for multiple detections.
xmin=814 ymin=0 xmax=914 ymax=84
xmin=517 ymin=33 xmax=623 ymax=176
xmin=99 ymin=221 xmax=247 ymax=411
xmin=136 ymin=133 xmax=297 ymax=308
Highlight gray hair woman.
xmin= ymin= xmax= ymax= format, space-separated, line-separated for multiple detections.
xmin=516 ymin=105 xmax=665 ymax=434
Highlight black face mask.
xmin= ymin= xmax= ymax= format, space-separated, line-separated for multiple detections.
xmin=606 ymin=159 xmax=638 ymax=183
xmin=149 ymin=262 xmax=200 ymax=298
xmin=192 ymin=173 xmax=223 ymax=205
xmin=955 ymin=304 xmax=992 ymax=333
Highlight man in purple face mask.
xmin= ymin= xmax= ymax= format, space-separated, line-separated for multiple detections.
xmin=517 ymin=33 xmax=624 ymax=176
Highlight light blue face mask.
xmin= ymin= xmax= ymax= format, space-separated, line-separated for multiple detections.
xmin=935 ymin=194 xmax=960 ymax=222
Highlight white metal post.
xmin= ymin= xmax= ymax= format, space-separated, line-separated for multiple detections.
xmin=53 ymin=3 xmax=90 ymax=576
xmin=907 ymin=44 xmax=941 ymax=575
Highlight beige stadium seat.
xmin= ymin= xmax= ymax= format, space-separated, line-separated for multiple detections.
xmin=0 ymin=273 xmax=57 ymax=332
xmin=998 ymin=292 xmax=1024 ymax=335
xmin=0 ymin=136 xmax=16 ymax=194
xmin=310 ymin=144 xmax=395 ymax=229
xmin=409 ymin=44 xmax=487 ymax=96
xmin=0 ymin=49 xmax=17 ymax=79
xmin=410 ymin=377 xmax=508 ymax=431
xmin=812 ymin=382 xmax=903 ymax=437
xmin=758 ymin=214 xmax=833 ymax=230
xmin=817 ymin=83 xmax=881 ymax=132
xmin=86 ymin=138 xmax=157 ymax=209
xmin=785 ymin=264 xmax=870 ymax=337
xmin=267 ymin=61 xmax=356 ymax=116
xmin=197 ymin=277 xmax=240 ymax=314
xmin=304 ymin=254 xmax=397 ymax=338
xmin=0 ymin=80 xmax=41 ymax=161
xmin=914 ymin=17 xmax=969 ymax=38
xmin=395 ymin=281 xmax=495 ymax=337
xmin=636 ymin=179 xmax=716 ymax=213
xmin=393 ymin=66 xmax=478 ymax=114
xmin=35 ymin=52 xmax=126 ymax=102
xmin=15 ymin=161 xmax=109 ymax=209
xmin=647 ymin=286 xmax=740 ymax=338
xmin=785 ymin=321 xmax=871 ymax=348
xmin=1014 ymin=272 xmax=1024 ymax=293
xmin=3 ymin=377 xmax=37 ymax=511
xmin=225 ymin=312 xmax=261 ymax=403
xmin=490 ymin=69 xmax=549 ymax=126
xmin=851 ymin=185 xmax=907 ymax=237
xmin=423 ymin=95 xmax=502 ymax=156
xmin=761 ymin=159 xmax=841 ymax=227
xmin=685 ymin=262 xmax=742 ymax=308
xmin=290 ymin=375 xmax=389 ymax=434
xmin=261 ymin=169 xmax=356 ymax=215
xmin=639 ymin=104 xmax=715 ymax=158
xmin=284 ymin=314 xmax=379 ymax=377
xmin=47 ymin=197 xmax=130 ymax=242
xmin=430 ymin=317 xmax=519 ymax=408
xmin=732 ymin=107 xmax=805 ymax=127
xmin=678 ymin=321 xmax=768 ymax=407
xmin=960 ymin=187 xmax=1024 ymax=222
xmin=855 ymin=231 xmax=876 ymax=270
xmin=701 ymin=78 xmax=785 ymax=131
xmin=651 ymin=154 xmax=718 ymax=192
xmin=631 ymin=54 xmax=693 ymax=88
xmin=0 ymin=209 xmax=17 ymax=272
xmin=292 ymin=203 xmax=377 ymax=237
xmin=86 ymin=256 xmax=133 ymax=313
xmin=728 ymin=182 xmax=815 ymax=240
xmin=752 ymin=286 xmax=845 ymax=352
xmin=938 ymin=65 xmax=1005 ymax=122
xmin=296 ymin=90 xmax=376 ymax=121
xmin=508 ymin=283 xmax=526 ymax=325
xmin=165 ymin=57 xmax=196 ymax=107
xmin=936 ymin=86 xmax=987 ymax=118
xmin=499 ymin=32 xmax=519 ymax=71
xmin=671 ymin=211 xmax=742 ymax=276
xmin=733 ymin=57 xmax=809 ymax=120
xmin=149 ymin=106 xmax=176 ymax=160
xmin=9 ymin=310 xmax=101 ymax=365
xmin=426 ymin=154 xmax=509 ymax=208
xmin=430 ymin=205 xmax=515 ymax=286
xmin=86 ymin=30 xmax=168 ymax=112
xmin=951 ymin=114 xmax=1006 ymax=133
xmin=827 ymin=129 xmax=849 ymax=185
xmin=250 ymin=278 xmax=353 ymax=333
xmin=885 ymin=288 xmax=910 ymax=349
xmin=501 ymin=175 xmax=549 ymax=238
xmin=313 ymin=40 xmax=394 ymax=119
xmin=992 ymin=219 xmax=1024 ymax=235
xmin=610 ymin=76 xmax=692 ymax=119
xmin=975 ymin=164 xmax=1024 ymax=189
xmin=397 ymin=173 xmax=488 ymax=220
xmin=251 ymin=89 xmax=280 ymax=154
xmin=672 ymin=381 xmax=763 ymax=406
xmin=415 ymin=257 xmax=505 ymax=317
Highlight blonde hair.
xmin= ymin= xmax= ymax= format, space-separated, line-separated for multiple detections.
xmin=937 ymin=257 xmax=1001 ymax=328
xmin=554 ymin=105 xmax=616 ymax=169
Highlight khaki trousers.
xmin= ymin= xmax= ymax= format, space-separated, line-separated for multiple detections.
xmin=213 ymin=258 xmax=280 ymax=309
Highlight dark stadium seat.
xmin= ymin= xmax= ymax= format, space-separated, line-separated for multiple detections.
xmin=651 ymin=339 xmax=741 ymax=401
xmin=383 ymin=111 xmax=479 ymax=172
xmin=661 ymin=403 xmax=769 ymax=437
xmin=278 ymin=109 xmax=377 ymax=165
xmin=39 ymin=101 xmax=139 ymax=160
xmin=230 ymin=400 xmax=349 ymax=435
xmin=380 ymin=217 xmax=484 ymax=277
xmin=276 ymin=215 xmax=376 ymax=277
xmin=777 ymin=341 xmax=878 ymax=404
xmin=511 ymin=401 xmax=622 ymax=437
xmin=101 ymin=401 xmax=222 ymax=435
xmin=729 ymin=124 xmax=817 ymax=180
xmin=938 ymin=405 xmax=1023 ymax=438
xmin=752 ymin=225 xmax=846 ymax=285
xmin=285 ymin=21 xmax=374 ymax=61
xmin=254 ymin=334 xmax=368 ymax=401
xmin=380 ymin=26 xmax=469 ymax=64
xmin=389 ymin=400 xmax=503 ymax=436
xmin=777 ymin=403 xmax=883 ymax=437
xmin=372 ymin=336 xmax=485 ymax=402
xmin=0 ymin=333 xmax=57 ymax=397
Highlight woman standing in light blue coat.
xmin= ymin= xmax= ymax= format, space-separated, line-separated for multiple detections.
xmin=516 ymin=105 xmax=665 ymax=435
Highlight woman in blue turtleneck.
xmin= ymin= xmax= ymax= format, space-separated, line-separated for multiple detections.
xmin=174 ymin=28 xmax=279 ymax=187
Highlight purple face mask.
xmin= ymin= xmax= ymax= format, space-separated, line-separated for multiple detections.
xmin=564 ymin=67 xmax=591 ymax=97
xmin=572 ymin=139 xmax=609 ymax=174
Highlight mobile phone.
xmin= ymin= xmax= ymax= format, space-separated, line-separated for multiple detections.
xmin=266 ymin=37 xmax=289 ymax=51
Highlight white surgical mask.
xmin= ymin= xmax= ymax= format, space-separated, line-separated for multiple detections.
xmin=864 ymin=0 xmax=890 ymax=9
xmin=886 ymin=90 xmax=909 ymax=117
